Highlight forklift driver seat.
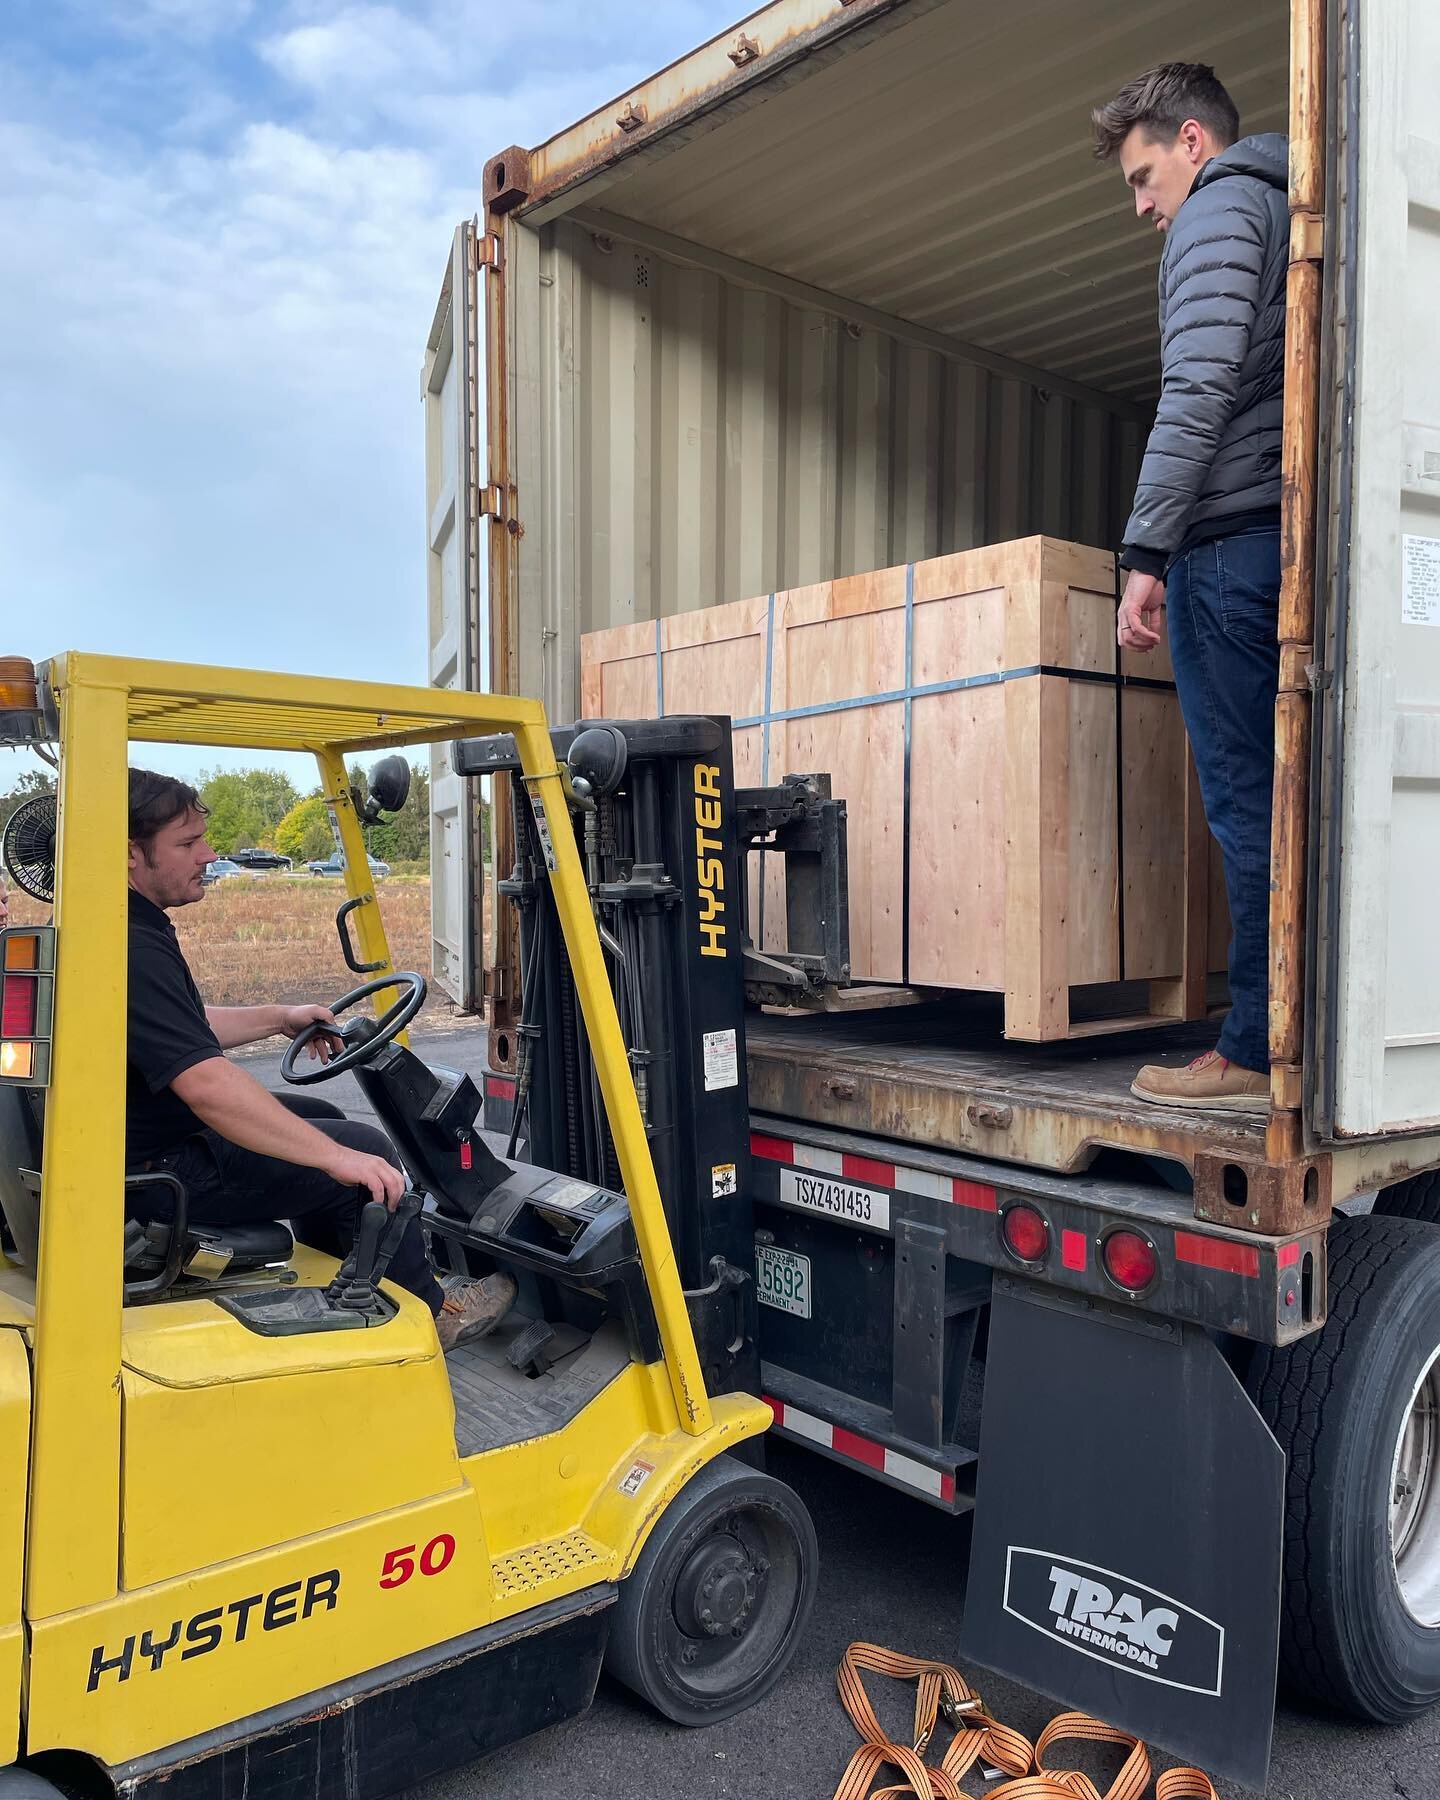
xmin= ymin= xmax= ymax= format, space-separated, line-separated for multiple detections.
xmin=0 ymin=1084 xmax=293 ymax=1290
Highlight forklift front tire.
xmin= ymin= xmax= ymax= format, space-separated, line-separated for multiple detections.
xmin=605 ymin=1453 xmax=817 ymax=1725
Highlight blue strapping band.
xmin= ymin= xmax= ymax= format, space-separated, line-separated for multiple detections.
xmin=730 ymin=662 xmax=1172 ymax=729
xmin=760 ymin=592 xmax=776 ymax=786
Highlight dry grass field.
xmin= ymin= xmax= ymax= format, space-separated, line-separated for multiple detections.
xmin=176 ymin=875 xmax=434 ymax=1006
xmin=6 ymin=874 xmax=483 ymax=1027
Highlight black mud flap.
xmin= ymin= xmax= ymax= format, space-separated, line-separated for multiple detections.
xmin=960 ymin=1282 xmax=1282 ymax=1791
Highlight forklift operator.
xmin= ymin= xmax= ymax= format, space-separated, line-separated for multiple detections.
xmin=123 ymin=768 xmax=515 ymax=1350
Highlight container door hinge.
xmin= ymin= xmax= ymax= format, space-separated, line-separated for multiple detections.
xmin=478 ymin=484 xmax=504 ymax=521
xmin=1291 ymin=212 xmax=1325 ymax=262
xmin=474 ymin=231 xmax=502 ymax=273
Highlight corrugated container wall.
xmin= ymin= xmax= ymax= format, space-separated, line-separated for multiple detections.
xmin=515 ymin=217 xmax=1143 ymax=722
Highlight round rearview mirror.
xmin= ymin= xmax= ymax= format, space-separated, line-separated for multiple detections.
xmin=367 ymin=754 xmax=411 ymax=814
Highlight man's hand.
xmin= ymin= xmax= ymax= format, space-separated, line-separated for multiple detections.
xmin=324 ymin=1144 xmax=407 ymax=1211
xmin=1117 ymin=570 xmax=1165 ymax=652
xmin=278 ymin=1002 xmax=341 ymax=1063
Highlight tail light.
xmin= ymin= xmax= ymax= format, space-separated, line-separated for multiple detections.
xmin=1001 ymin=1203 xmax=1049 ymax=1265
xmin=1 ymin=928 xmax=55 ymax=1087
xmin=1102 ymin=1228 xmax=1159 ymax=1294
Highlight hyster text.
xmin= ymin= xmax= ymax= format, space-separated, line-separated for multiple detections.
xmin=694 ymin=763 xmax=727 ymax=959
xmin=88 ymin=1569 xmax=340 ymax=1692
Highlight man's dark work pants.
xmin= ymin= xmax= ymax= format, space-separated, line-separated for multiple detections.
xmin=140 ymin=1092 xmax=443 ymax=1312
xmin=1164 ymin=523 xmax=1282 ymax=1075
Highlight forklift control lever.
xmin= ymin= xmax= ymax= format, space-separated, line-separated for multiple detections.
xmin=327 ymin=1192 xmax=424 ymax=1315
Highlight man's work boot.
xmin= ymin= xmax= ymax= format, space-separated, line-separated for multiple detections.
xmin=1131 ymin=1048 xmax=1269 ymax=1114
xmin=435 ymin=1271 xmax=518 ymax=1352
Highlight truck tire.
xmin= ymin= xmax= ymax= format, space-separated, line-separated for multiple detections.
xmin=1373 ymin=1171 xmax=1440 ymax=1226
xmin=1247 ymin=1214 xmax=1440 ymax=1721
xmin=605 ymin=1453 xmax=817 ymax=1725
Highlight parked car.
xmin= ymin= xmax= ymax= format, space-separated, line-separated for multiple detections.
xmin=228 ymin=847 xmax=292 ymax=871
xmin=307 ymin=853 xmax=389 ymax=880
xmin=202 ymin=859 xmax=243 ymax=884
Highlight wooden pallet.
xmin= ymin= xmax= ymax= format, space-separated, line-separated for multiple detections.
xmin=582 ymin=535 xmax=1228 ymax=1041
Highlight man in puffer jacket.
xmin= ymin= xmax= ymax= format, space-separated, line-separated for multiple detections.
xmin=1093 ymin=63 xmax=1288 ymax=1113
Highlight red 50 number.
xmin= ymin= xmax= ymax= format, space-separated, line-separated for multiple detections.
xmin=379 ymin=1533 xmax=457 ymax=1588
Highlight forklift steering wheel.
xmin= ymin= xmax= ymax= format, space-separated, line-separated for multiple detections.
xmin=280 ymin=973 xmax=427 ymax=1086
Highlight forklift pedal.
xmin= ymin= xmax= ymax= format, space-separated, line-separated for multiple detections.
xmin=506 ymin=1319 xmax=558 ymax=1377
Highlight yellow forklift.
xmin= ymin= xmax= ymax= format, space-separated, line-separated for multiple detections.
xmin=0 ymin=652 xmax=816 ymax=1800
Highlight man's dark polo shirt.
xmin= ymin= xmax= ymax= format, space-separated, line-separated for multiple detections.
xmin=127 ymin=890 xmax=222 ymax=1166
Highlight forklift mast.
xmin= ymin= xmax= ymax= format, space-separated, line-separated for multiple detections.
xmin=457 ymin=717 xmax=772 ymax=1401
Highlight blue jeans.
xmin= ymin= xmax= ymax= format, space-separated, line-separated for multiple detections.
xmin=1164 ymin=527 xmax=1282 ymax=1073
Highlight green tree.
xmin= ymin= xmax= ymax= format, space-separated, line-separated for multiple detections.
xmin=1 ymin=768 xmax=56 ymax=836
xmin=300 ymin=815 xmax=334 ymax=862
xmin=198 ymin=768 xmax=301 ymax=856
xmin=273 ymin=794 xmax=334 ymax=864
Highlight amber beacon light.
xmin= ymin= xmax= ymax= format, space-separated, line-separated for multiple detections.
xmin=0 ymin=658 xmax=39 ymax=711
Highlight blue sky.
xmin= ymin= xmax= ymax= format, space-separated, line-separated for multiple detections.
xmin=1 ymin=0 xmax=737 ymax=788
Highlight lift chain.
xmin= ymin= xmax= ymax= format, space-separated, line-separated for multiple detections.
xmin=830 ymin=1642 xmax=1218 ymax=1800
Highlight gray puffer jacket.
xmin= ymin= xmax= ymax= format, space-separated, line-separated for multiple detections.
xmin=1121 ymin=132 xmax=1289 ymax=571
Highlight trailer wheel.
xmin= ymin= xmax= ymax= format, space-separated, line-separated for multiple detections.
xmin=1373 ymin=1170 xmax=1440 ymax=1226
xmin=1247 ymin=1214 xmax=1440 ymax=1721
xmin=605 ymin=1453 xmax=817 ymax=1725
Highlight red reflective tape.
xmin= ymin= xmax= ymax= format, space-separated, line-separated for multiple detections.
xmin=952 ymin=1179 xmax=998 ymax=1212
xmin=485 ymin=1075 xmax=517 ymax=1101
xmin=940 ymin=1472 xmax=957 ymax=1505
xmin=833 ymin=1427 xmax=886 ymax=1473
xmin=751 ymin=1134 xmax=794 ymax=1164
xmin=762 ymin=1394 xmax=784 ymax=1425
xmin=1061 ymin=1229 xmax=1088 ymax=1272
xmin=1175 ymin=1231 xmax=1260 ymax=1279
xmin=843 ymin=1154 xmax=895 ymax=1187
xmin=1277 ymin=1242 xmax=1302 ymax=1268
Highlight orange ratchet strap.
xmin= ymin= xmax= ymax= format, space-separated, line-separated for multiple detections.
xmin=831 ymin=1642 xmax=1219 ymax=1800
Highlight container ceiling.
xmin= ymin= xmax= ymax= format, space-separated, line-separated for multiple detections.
xmin=530 ymin=0 xmax=1289 ymax=404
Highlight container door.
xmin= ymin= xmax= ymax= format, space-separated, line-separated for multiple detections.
xmin=424 ymin=221 xmax=485 ymax=1009
xmin=1317 ymin=0 xmax=1440 ymax=1135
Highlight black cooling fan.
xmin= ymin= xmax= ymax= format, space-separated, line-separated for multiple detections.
xmin=2 ymin=793 xmax=57 ymax=903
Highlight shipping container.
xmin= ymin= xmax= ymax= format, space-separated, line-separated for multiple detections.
xmin=430 ymin=0 xmax=1440 ymax=1153
xmin=427 ymin=0 xmax=1440 ymax=1779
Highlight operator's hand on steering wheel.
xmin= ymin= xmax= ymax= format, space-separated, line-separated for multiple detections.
xmin=326 ymin=1145 xmax=407 ymax=1212
xmin=279 ymin=1002 xmax=342 ymax=1063
xmin=1117 ymin=569 xmax=1165 ymax=653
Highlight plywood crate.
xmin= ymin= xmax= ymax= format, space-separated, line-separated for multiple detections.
xmin=582 ymin=536 xmax=1228 ymax=1040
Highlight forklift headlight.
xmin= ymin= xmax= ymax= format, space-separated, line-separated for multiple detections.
xmin=0 ymin=927 xmax=55 ymax=1088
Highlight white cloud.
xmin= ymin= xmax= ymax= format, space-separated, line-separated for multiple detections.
xmin=261 ymin=4 xmax=450 ymax=95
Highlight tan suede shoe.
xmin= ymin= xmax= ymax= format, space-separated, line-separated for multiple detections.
xmin=1131 ymin=1049 xmax=1270 ymax=1114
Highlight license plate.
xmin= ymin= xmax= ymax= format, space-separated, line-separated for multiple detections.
xmin=780 ymin=1165 xmax=891 ymax=1231
xmin=755 ymin=1244 xmax=812 ymax=1319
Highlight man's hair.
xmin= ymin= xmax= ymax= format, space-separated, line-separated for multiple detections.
xmin=1092 ymin=62 xmax=1240 ymax=162
xmin=129 ymin=767 xmax=207 ymax=853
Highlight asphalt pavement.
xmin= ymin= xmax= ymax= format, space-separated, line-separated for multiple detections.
xmin=240 ymin=1025 xmax=1440 ymax=1800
